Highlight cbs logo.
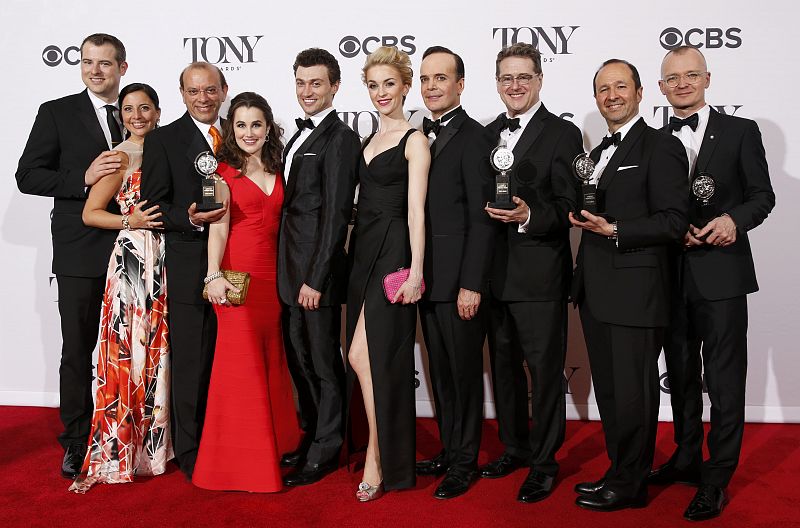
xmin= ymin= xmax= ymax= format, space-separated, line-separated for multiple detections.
xmin=659 ymin=27 xmax=742 ymax=50
xmin=338 ymin=35 xmax=416 ymax=58
xmin=42 ymin=45 xmax=80 ymax=67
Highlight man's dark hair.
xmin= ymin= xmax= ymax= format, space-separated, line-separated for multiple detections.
xmin=422 ymin=46 xmax=465 ymax=80
xmin=592 ymin=58 xmax=641 ymax=95
xmin=81 ymin=33 xmax=126 ymax=64
xmin=293 ymin=48 xmax=341 ymax=84
xmin=179 ymin=62 xmax=228 ymax=89
xmin=495 ymin=43 xmax=542 ymax=77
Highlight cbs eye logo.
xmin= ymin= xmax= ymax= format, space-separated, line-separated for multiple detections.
xmin=659 ymin=27 xmax=742 ymax=50
xmin=338 ymin=35 xmax=416 ymax=58
xmin=42 ymin=45 xmax=80 ymax=67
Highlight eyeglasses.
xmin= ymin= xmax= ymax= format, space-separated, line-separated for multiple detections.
xmin=662 ymin=72 xmax=707 ymax=88
xmin=496 ymin=74 xmax=539 ymax=87
xmin=183 ymin=86 xmax=221 ymax=97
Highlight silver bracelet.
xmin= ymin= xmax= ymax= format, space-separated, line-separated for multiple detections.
xmin=204 ymin=271 xmax=223 ymax=284
xmin=121 ymin=214 xmax=130 ymax=230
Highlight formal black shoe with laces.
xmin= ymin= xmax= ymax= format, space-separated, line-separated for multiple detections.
xmin=61 ymin=443 xmax=86 ymax=479
xmin=416 ymin=450 xmax=449 ymax=476
xmin=479 ymin=452 xmax=526 ymax=479
xmin=282 ymin=460 xmax=338 ymax=487
xmin=574 ymin=477 xmax=606 ymax=496
xmin=434 ymin=469 xmax=477 ymax=499
xmin=575 ymin=487 xmax=647 ymax=511
xmin=684 ymin=484 xmax=728 ymax=521
xmin=517 ymin=469 xmax=555 ymax=503
xmin=648 ymin=460 xmax=701 ymax=486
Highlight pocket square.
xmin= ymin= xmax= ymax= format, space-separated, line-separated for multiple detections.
xmin=617 ymin=165 xmax=638 ymax=171
xmin=303 ymin=152 xmax=316 ymax=156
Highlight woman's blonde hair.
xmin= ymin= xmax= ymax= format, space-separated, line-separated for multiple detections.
xmin=361 ymin=46 xmax=413 ymax=86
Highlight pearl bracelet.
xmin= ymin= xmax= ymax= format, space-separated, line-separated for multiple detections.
xmin=204 ymin=271 xmax=223 ymax=284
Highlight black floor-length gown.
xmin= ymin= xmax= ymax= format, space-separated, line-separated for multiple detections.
xmin=347 ymin=129 xmax=418 ymax=490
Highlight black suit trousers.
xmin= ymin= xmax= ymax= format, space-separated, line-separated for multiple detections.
xmin=488 ymin=299 xmax=567 ymax=476
xmin=282 ymin=305 xmax=345 ymax=465
xmin=663 ymin=258 xmax=748 ymax=488
xmin=168 ymin=299 xmax=216 ymax=477
xmin=419 ymin=301 xmax=486 ymax=471
xmin=580 ymin=304 xmax=663 ymax=498
xmin=56 ymin=275 xmax=104 ymax=448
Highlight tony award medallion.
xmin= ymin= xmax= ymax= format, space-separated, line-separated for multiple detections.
xmin=573 ymin=153 xmax=597 ymax=221
xmin=489 ymin=145 xmax=515 ymax=210
xmin=691 ymin=172 xmax=716 ymax=228
xmin=195 ymin=151 xmax=223 ymax=212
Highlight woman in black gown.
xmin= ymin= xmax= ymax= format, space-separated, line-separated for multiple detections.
xmin=347 ymin=46 xmax=430 ymax=501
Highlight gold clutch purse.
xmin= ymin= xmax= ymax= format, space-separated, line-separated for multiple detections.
xmin=202 ymin=270 xmax=251 ymax=305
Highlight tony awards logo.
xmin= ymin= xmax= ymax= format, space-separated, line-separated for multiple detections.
xmin=195 ymin=151 xmax=223 ymax=211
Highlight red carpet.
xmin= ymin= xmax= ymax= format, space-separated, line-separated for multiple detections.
xmin=1 ymin=407 xmax=798 ymax=528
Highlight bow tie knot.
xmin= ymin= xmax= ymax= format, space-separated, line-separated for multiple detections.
xmin=295 ymin=117 xmax=315 ymax=131
xmin=598 ymin=132 xmax=621 ymax=151
xmin=498 ymin=114 xmax=521 ymax=132
xmin=668 ymin=113 xmax=699 ymax=132
xmin=422 ymin=117 xmax=441 ymax=136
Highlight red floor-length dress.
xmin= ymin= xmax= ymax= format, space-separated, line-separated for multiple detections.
xmin=192 ymin=163 xmax=300 ymax=492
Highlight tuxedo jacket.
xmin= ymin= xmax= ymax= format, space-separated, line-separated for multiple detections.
xmin=16 ymin=90 xmax=119 ymax=277
xmin=486 ymin=104 xmax=583 ymax=302
xmin=572 ymin=118 xmax=689 ymax=328
xmin=668 ymin=108 xmax=774 ymax=301
xmin=277 ymin=111 xmax=360 ymax=307
xmin=140 ymin=112 xmax=219 ymax=304
xmin=422 ymin=108 xmax=495 ymax=302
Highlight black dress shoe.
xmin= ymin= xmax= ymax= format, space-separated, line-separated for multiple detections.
xmin=648 ymin=460 xmax=701 ymax=486
xmin=416 ymin=451 xmax=449 ymax=476
xmin=479 ymin=452 xmax=525 ymax=479
xmin=517 ymin=470 xmax=555 ymax=503
xmin=575 ymin=487 xmax=647 ymax=511
xmin=61 ymin=443 xmax=86 ymax=479
xmin=282 ymin=460 xmax=337 ymax=487
xmin=280 ymin=449 xmax=306 ymax=468
xmin=574 ymin=477 xmax=606 ymax=496
xmin=434 ymin=469 xmax=477 ymax=499
xmin=684 ymin=484 xmax=728 ymax=521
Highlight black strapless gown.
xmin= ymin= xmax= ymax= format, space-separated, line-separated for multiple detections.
xmin=346 ymin=129 xmax=417 ymax=490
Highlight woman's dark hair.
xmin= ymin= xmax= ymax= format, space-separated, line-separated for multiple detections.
xmin=117 ymin=83 xmax=160 ymax=138
xmin=218 ymin=91 xmax=284 ymax=176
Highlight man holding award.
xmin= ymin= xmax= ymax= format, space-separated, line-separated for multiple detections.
xmin=414 ymin=46 xmax=495 ymax=499
xmin=569 ymin=59 xmax=689 ymax=511
xmin=650 ymin=46 xmax=775 ymax=521
xmin=140 ymin=62 xmax=229 ymax=478
xmin=482 ymin=43 xmax=583 ymax=503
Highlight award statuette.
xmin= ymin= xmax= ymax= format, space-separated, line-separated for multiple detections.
xmin=691 ymin=172 xmax=717 ymax=228
xmin=488 ymin=145 xmax=515 ymax=210
xmin=195 ymin=151 xmax=223 ymax=212
xmin=572 ymin=153 xmax=597 ymax=221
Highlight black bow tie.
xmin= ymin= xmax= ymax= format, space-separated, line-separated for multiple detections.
xmin=668 ymin=113 xmax=699 ymax=132
xmin=422 ymin=117 xmax=441 ymax=136
xmin=498 ymin=114 xmax=521 ymax=132
xmin=598 ymin=132 xmax=622 ymax=151
xmin=295 ymin=117 xmax=315 ymax=131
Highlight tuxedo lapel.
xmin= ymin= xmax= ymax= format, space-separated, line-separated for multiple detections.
xmin=599 ymin=118 xmax=645 ymax=190
xmin=283 ymin=129 xmax=302 ymax=167
xmin=76 ymin=90 xmax=109 ymax=151
xmin=286 ymin=110 xmax=339 ymax=202
xmin=430 ymin=109 xmax=466 ymax=159
xmin=511 ymin=105 xmax=547 ymax=164
xmin=694 ymin=108 xmax=721 ymax=175
xmin=179 ymin=113 xmax=211 ymax=167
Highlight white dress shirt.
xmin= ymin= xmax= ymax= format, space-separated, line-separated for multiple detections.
xmin=283 ymin=107 xmax=335 ymax=182
xmin=426 ymin=104 xmax=462 ymax=145
xmin=670 ymin=104 xmax=710 ymax=178
xmin=86 ymin=90 xmax=120 ymax=149
xmin=589 ymin=114 xmax=643 ymax=185
xmin=189 ymin=115 xmax=223 ymax=152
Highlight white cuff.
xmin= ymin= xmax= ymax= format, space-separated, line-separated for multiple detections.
xmin=517 ymin=208 xmax=532 ymax=233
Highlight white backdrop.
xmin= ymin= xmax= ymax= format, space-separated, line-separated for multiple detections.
xmin=2 ymin=0 xmax=797 ymax=423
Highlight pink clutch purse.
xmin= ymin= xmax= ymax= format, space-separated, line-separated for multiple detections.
xmin=382 ymin=268 xmax=426 ymax=303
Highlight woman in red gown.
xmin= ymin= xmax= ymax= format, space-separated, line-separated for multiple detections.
xmin=192 ymin=92 xmax=300 ymax=492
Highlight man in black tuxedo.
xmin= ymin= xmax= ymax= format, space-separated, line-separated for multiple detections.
xmin=569 ymin=59 xmax=689 ymax=511
xmin=413 ymin=46 xmax=495 ymax=499
xmin=648 ymin=46 xmax=775 ymax=521
xmin=16 ymin=33 xmax=128 ymax=478
xmin=140 ymin=62 xmax=229 ymax=478
xmin=481 ymin=43 xmax=583 ymax=503
xmin=278 ymin=48 xmax=360 ymax=486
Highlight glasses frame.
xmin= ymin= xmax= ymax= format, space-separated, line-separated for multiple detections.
xmin=662 ymin=71 xmax=708 ymax=89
